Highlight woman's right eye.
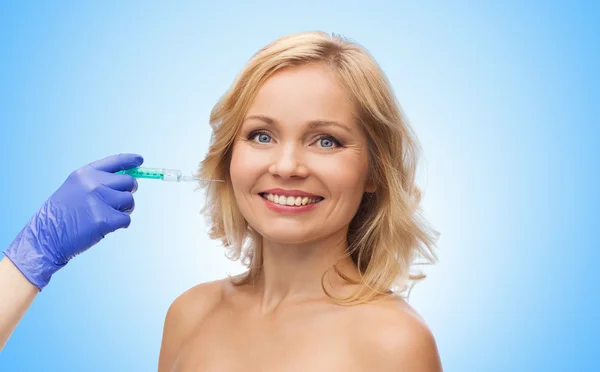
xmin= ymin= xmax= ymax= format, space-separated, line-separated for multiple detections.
xmin=249 ymin=131 xmax=272 ymax=144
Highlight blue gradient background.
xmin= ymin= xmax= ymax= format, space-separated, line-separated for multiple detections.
xmin=1 ymin=1 xmax=598 ymax=371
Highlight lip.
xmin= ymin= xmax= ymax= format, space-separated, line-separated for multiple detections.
xmin=260 ymin=188 xmax=323 ymax=198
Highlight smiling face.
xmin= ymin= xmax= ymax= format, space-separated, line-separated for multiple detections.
xmin=229 ymin=63 xmax=374 ymax=245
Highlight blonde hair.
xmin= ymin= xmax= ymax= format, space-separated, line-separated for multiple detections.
xmin=197 ymin=31 xmax=438 ymax=305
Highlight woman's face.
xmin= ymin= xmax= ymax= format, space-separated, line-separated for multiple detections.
xmin=230 ymin=63 xmax=374 ymax=245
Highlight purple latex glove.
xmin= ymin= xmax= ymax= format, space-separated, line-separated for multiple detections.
xmin=3 ymin=153 xmax=144 ymax=290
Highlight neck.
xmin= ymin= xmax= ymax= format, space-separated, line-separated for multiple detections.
xmin=250 ymin=228 xmax=360 ymax=312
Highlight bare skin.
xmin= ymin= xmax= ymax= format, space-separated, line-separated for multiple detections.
xmin=158 ymin=278 xmax=442 ymax=372
xmin=0 ymin=256 xmax=38 ymax=351
xmin=158 ymin=220 xmax=440 ymax=371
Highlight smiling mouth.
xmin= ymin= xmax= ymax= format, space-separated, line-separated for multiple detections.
xmin=259 ymin=192 xmax=324 ymax=206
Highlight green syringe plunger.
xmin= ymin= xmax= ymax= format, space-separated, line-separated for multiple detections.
xmin=117 ymin=167 xmax=203 ymax=183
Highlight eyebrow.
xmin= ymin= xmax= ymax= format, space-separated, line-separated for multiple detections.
xmin=244 ymin=115 xmax=353 ymax=134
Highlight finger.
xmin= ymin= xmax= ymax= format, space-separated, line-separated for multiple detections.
xmin=98 ymin=172 xmax=138 ymax=192
xmin=107 ymin=209 xmax=132 ymax=232
xmin=94 ymin=185 xmax=135 ymax=214
xmin=88 ymin=153 xmax=144 ymax=173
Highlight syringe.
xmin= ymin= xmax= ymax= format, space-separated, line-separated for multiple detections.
xmin=116 ymin=167 xmax=223 ymax=183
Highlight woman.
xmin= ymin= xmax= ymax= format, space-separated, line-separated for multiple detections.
xmin=158 ymin=31 xmax=441 ymax=371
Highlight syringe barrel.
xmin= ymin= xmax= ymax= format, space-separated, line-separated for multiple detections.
xmin=117 ymin=167 xmax=163 ymax=179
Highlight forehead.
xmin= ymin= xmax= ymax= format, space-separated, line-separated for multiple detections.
xmin=245 ymin=64 xmax=357 ymax=128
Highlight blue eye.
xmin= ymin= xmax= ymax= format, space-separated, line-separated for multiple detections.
xmin=258 ymin=134 xmax=271 ymax=143
xmin=249 ymin=131 xmax=272 ymax=143
xmin=317 ymin=136 xmax=341 ymax=148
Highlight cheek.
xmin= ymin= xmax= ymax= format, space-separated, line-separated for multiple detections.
xmin=229 ymin=145 xmax=246 ymax=183
xmin=229 ymin=143 xmax=265 ymax=193
xmin=312 ymin=153 xmax=369 ymax=197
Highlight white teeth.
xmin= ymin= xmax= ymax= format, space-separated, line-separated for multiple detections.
xmin=262 ymin=193 xmax=322 ymax=206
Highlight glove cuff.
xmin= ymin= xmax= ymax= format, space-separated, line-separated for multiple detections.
xmin=3 ymin=228 xmax=66 ymax=290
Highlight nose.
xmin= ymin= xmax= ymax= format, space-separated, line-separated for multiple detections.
xmin=269 ymin=143 xmax=309 ymax=180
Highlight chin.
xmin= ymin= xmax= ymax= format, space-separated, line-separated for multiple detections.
xmin=254 ymin=225 xmax=318 ymax=245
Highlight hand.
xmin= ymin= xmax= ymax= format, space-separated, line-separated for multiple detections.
xmin=3 ymin=153 xmax=144 ymax=290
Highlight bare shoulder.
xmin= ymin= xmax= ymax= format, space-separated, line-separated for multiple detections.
xmin=157 ymin=278 xmax=231 ymax=372
xmin=166 ymin=278 xmax=229 ymax=321
xmin=350 ymin=296 xmax=442 ymax=372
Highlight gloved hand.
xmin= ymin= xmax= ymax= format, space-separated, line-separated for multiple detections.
xmin=3 ymin=153 xmax=144 ymax=290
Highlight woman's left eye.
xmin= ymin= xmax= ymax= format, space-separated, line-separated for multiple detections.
xmin=316 ymin=135 xmax=342 ymax=149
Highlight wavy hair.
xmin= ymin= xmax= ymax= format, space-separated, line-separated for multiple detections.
xmin=196 ymin=31 xmax=438 ymax=305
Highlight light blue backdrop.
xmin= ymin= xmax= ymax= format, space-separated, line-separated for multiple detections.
xmin=1 ymin=1 xmax=598 ymax=371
